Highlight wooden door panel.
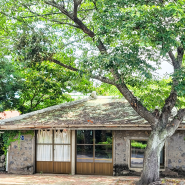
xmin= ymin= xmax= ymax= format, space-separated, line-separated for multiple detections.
xmin=94 ymin=163 xmax=113 ymax=176
xmin=36 ymin=161 xmax=43 ymax=173
xmin=36 ymin=161 xmax=53 ymax=173
xmin=76 ymin=162 xmax=112 ymax=175
xmin=76 ymin=162 xmax=94 ymax=174
xmin=54 ymin=162 xmax=71 ymax=174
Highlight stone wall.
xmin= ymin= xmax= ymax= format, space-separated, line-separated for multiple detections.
xmin=113 ymin=130 xmax=150 ymax=176
xmin=8 ymin=133 xmax=35 ymax=174
xmin=113 ymin=130 xmax=185 ymax=177
xmin=0 ymin=155 xmax=5 ymax=171
xmin=165 ymin=130 xmax=185 ymax=176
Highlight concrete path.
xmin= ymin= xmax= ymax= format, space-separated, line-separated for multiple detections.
xmin=0 ymin=174 xmax=139 ymax=185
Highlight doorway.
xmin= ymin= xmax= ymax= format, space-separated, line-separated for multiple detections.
xmin=36 ymin=130 xmax=71 ymax=174
xmin=76 ymin=130 xmax=113 ymax=175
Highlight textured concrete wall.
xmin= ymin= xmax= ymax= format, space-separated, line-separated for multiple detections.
xmin=113 ymin=130 xmax=150 ymax=176
xmin=166 ymin=131 xmax=185 ymax=175
xmin=8 ymin=133 xmax=35 ymax=174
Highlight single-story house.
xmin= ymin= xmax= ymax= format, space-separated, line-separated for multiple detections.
xmin=0 ymin=92 xmax=185 ymax=176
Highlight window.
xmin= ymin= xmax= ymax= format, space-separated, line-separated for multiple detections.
xmin=76 ymin=130 xmax=112 ymax=163
xmin=130 ymin=140 xmax=164 ymax=168
xmin=36 ymin=130 xmax=71 ymax=162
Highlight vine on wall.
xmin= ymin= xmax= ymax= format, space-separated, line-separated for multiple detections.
xmin=0 ymin=130 xmax=34 ymax=156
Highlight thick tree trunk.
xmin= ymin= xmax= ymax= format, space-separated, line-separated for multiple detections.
xmin=136 ymin=130 xmax=165 ymax=185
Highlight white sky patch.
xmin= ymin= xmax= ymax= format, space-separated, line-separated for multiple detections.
xmin=157 ymin=61 xmax=173 ymax=77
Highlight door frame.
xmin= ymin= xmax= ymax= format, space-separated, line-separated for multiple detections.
xmin=75 ymin=130 xmax=114 ymax=175
xmin=35 ymin=129 xmax=72 ymax=174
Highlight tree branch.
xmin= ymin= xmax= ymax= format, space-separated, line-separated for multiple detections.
xmin=52 ymin=59 xmax=78 ymax=71
xmin=22 ymin=3 xmax=80 ymax=28
xmin=177 ymin=46 xmax=184 ymax=68
xmin=93 ymin=1 xmax=98 ymax=12
xmin=161 ymin=47 xmax=184 ymax=123
xmin=168 ymin=47 xmax=184 ymax=70
xmin=44 ymin=1 xmax=108 ymax=54
xmin=73 ymin=4 xmax=77 ymax=18
xmin=110 ymin=68 xmax=156 ymax=123
xmin=21 ymin=12 xmax=62 ymax=18
xmin=52 ymin=59 xmax=115 ymax=85
xmin=48 ymin=19 xmax=80 ymax=28
xmin=73 ymin=0 xmax=82 ymax=18
xmin=32 ymin=94 xmax=45 ymax=109
xmin=169 ymin=108 xmax=185 ymax=129
xmin=168 ymin=50 xmax=176 ymax=66
xmin=45 ymin=0 xmax=157 ymax=124
xmin=159 ymin=108 xmax=185 ymax=139
xmin=45 ymin=1 xmax=74 ymax=19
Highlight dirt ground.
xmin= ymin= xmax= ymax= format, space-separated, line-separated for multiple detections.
xmin=0 ymin=174 xmax=185 ymax=185
xmin=116 ymin=178 xmax=185 ymax=185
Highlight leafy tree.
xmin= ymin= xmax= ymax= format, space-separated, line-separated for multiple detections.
xmin=1 ymin=1 xmax=185 ymax=184
xmin=0 ymin=15 xmax=22 ymax=111
xmin=0 ymin=58 xmax=22 ymax=111
xmin=0 ymin=24 xmax=95 ymax=113
xmin=17 ymin=60 xmax=95 ymax=113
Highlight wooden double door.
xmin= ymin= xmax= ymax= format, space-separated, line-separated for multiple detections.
xmin=76 ymin=130 xmax=113 ymax=176
xmin=36 ymin=130 xmax=71 ymax=174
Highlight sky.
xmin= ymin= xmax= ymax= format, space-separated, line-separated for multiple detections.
xmin=157 ymin=61 xmax=173 ymax=77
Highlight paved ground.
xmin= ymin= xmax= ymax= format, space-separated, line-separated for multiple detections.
xmin=0 ymin=174 xmax=185 ymax=185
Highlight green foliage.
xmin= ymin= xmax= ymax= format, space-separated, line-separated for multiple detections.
xmin=96 ymin=78 xmax=183 ymax=111
xmin=0 ymin=0 xmax=185 ymax=112
xmin=129 ymin=78 xmax=172 ymax=110
xmin=0 ymin=25 xmax=95 ymax=113
xmin=14 ymin=28 xmax=56 ymax=66
xmin=0 ymin=130 xmax=34 ymax=156
xmin=98 ymin=137 xmax=112 ymax=145
xmin=172 ymin=67 xmax=185 ymax=97
xmin=96 ymin=83 xmax=122 ymax=96
xmin=0 ymin=58 xmax=22 ymax=111
xmin=131 ymin=140 xmax=147 ymax=149
xmin=16 ymin=61 xmax=96 ymax=113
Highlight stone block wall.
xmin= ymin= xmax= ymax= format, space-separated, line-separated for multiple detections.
xmin=113 ymin=130 xmax=150 ymax=176
xmin=166 ymin=131 xmax=185 ymax=176
xmin=0 ymin=155 xmax=5 ymax=171
xmin=113 ymin=130 xmax=185 ymax=177
xmin=8 ymin=133 xmax=35 ymax=174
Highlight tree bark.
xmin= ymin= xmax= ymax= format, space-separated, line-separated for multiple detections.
xmin=137 ymin=111 xmax=185 ymax=185
xmin=137 ymin=130 xmax=165 ymax=185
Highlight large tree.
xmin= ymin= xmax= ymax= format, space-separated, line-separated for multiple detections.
xmin=0 ymin=19 xmax=95 ymax=113
xmin=1 ymin=0 xmax=185 ymax=184
xmin=16 ymin=59 xmax=95 ymax=113
xmin=0 ymin=15 xmax=22 ymax=111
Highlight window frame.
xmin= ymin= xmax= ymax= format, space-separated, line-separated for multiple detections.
xmin=36 ymin=130 xmax=71 ymax=162
xmin=76 ymin=130 xmax=113 ymax=163
xmin=126 ymin=137 xmax=166 ymax=172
